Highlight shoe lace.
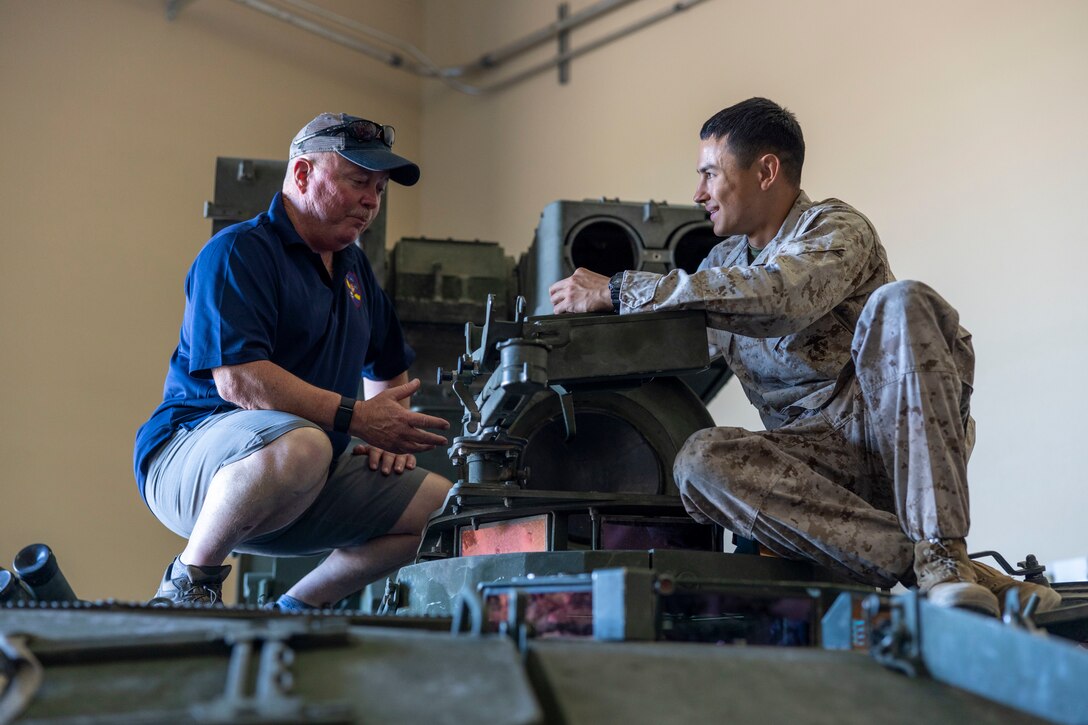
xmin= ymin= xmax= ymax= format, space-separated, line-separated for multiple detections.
xmin=175 ymin=577 xmax=222 ymax=605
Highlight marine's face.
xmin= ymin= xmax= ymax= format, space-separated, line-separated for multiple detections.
xmin=304 ymin=153 xmax=389 ymax=253
xmin=693 ymin=135 xmax=763 ymax=238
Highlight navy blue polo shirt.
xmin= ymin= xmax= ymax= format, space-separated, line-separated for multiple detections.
xmin=133 ymin=193 xmax=414 ymax=499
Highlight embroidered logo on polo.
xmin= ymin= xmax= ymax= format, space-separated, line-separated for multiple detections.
xmin=344 ymin=272 xmax=363 ymax=308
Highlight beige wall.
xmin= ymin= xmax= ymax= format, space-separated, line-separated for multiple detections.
xmin=1 ymin=0 xmax=1085 ymax=602
xmin=0 ymin=0 xmax=423 ymax=600
xmin=417 ymin=1 xmax=1088 ymax=567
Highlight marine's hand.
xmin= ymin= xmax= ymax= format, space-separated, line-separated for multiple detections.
xmin=549 ymin=267 xmax=613 ymax=314
xmin=352 ymin=444 xmax=416 ymax=475
xmin=356 ymin=379 xmax=450 ymax=453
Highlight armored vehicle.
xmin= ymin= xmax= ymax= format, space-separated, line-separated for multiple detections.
xmin=2 ymin=160 xmax=1086 ymax=724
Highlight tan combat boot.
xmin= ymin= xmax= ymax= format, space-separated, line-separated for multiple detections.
xmin=913 ymin=538 xmax=1000 ymax=617
xmin=971 ymin=560 xmax=1063 ymax=614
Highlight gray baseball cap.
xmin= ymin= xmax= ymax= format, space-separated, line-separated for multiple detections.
xmin=289 ymin=113 xmax=420 ymax=186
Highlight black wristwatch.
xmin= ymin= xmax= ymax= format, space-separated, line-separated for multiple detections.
xmin=608 ymin=272 xmax=623 ymax=313
xmin=333 ymin=395 xmax=356 ymax=434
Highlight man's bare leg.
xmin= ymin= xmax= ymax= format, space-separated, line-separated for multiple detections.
xmin=284 ymin=472 xmax=451 ymax=606
xmin=180 ymin=427 xmax=333 ymax=567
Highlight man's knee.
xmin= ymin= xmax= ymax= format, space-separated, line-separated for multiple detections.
xmin=673 ymin=426 xmax=749 ymax=499
xmin=240 ymin=426 xmax=333 ymax=494
xmin=392 ymin=472 xmax=451 ymax=535
xmin=857 ymin=280 xmax=966 ymax=379
xmin=864 ymin=280 xmax=951 ymax=322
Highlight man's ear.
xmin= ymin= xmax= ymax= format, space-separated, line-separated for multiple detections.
xmin=756 ymin=153 xmax=781 ymax=191
xmin=291 ymin=157 xmax=314 ymax=192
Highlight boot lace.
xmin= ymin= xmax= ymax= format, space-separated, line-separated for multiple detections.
xmin=920 ymin=539 xmax=966 ymax=584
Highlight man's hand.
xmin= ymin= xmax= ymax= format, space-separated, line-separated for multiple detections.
xmin=355 ymin=378 xmax=449 ymax=453
xmin=549 ymin=267 xmax=614 ymax=314
xmin=352 ymin=444 xmax=416 ymax=475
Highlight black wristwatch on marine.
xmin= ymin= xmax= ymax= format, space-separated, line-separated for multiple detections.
xmin=608 ymin=272 xmax=623 ymax=313
xmin=333 ymin=395 xmax=356 ymax=434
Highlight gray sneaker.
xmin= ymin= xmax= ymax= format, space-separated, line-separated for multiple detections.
xmin=913 ymin=538 xmax=1000 ymax=617
xmin=148 ymin=556 xmax=231 ymax=607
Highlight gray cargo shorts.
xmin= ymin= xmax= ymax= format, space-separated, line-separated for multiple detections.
xmin=144 ymin=409 xmax=429 ymax=556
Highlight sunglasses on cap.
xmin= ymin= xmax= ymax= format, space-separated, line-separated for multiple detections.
xmin=295 ymin=118 xmax=396 ymax=148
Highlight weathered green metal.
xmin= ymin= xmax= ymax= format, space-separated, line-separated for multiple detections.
xmin=3 ymin=594 xmax=1072 ymax=724
xmin=525 ymin=639 xmax=1047 ymax=725
xmin=869 ymin=591 xmax=1088 ymax=725
xmin=520 ymin=198 xmax=719 ymax=317
xmin=387 ymin=238 xmax=516 ymax=479
xmin=388 ymin=237 xmax=514 ymax=324
xmin=0 ymin=607 xmax=540 ymax=724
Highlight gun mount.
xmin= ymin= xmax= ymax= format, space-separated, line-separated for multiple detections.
xmin=437 ymin=294 xmax=712 ymax=490
xmin=408 ymin=294 xmax=723 ymax=569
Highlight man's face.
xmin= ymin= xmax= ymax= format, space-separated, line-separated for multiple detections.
xmin=303 ymin=153 xmax=389 ymax=253
xmin=693 ymin=135 xmax=763 ymax=238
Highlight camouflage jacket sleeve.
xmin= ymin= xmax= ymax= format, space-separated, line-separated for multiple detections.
xmin=617 ymin=198 xmax=882 ymax=338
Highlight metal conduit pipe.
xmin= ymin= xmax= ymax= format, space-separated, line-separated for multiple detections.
xmin=451 ymin=0 xmax=641 ymax=76
xmin=475 ymin=0 xmax=709 ymax=94
xmin=224 ymin=0 xmax=710 ymax=95
xmin=232 ymin=0 xmax=484 ymax=94
xmin=274 ymin=0 xmax=640 ymax=79
xmin=277 ymin=0 xmax=445 ymax=77
xmin=229 ymin=0 xmax=406 ymax=68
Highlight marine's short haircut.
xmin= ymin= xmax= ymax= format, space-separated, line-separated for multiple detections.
xmin=700 ymin=97 xmax=805 ymax=185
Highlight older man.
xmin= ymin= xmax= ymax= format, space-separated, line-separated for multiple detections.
xmin=135 ymin=113 xmax=450 ymax=609
xmin=550 ymin=97 xmax=1059 ymax=616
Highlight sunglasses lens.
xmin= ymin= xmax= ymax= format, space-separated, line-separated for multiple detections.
xmin=342 ymin=120 xmax=393 ymax=147
xmin=346 ymin=120 xmax=378 ymax=142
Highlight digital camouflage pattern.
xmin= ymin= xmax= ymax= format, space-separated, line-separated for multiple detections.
xmin=619 ymin=192 xmax=976 ymax=587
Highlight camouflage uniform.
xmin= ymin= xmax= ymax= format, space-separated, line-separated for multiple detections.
xmin=617 ymin=192 xmax=975 ymax=587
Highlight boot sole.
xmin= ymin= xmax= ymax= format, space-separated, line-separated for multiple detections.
xmin=925 ymin=582 xmax=1001 ymax=617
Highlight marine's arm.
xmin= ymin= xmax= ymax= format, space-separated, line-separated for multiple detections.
xmin=212 ymin=362 xmax=448 ymax=454
xmin=620 ymin=208 xmax=877 ymax=337
xmin=549 ymin=268 xmax=614 ymax=314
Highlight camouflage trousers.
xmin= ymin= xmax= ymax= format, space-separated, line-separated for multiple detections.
xmin=674 ymin=280 xmax=975 ymax=588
